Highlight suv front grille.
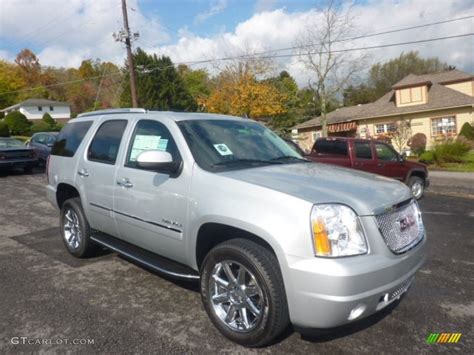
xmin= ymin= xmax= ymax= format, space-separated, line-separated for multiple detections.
xmin=375 ymin=200 xmax=424 ymax=254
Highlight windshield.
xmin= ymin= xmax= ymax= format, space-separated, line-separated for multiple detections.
xmin=0 ymin=138 xmax=24 ymax=148
xmin=178 ymin=119 xmax=307 ymax=171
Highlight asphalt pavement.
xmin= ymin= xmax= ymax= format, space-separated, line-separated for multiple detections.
xmin=0 ymin=168 xmax=472 ymax=354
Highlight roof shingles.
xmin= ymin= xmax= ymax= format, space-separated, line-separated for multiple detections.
xmin=296 ymin=70 xmax=473 ymax=130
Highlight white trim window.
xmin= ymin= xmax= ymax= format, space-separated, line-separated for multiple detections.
xmin=375 ymin=123 xmax=396 ymax=134
xmin=312 ymin=131 xmax=322 ymax=142
xmin=431 ymin=116 xmax=456 ymax=137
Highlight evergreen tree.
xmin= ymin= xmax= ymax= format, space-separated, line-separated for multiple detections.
xmin=120 ymin=48 xmax=196 ymax=111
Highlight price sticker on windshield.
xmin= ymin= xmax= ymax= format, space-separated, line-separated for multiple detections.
xmin=213 ymin=143 xmax=233 ymax=156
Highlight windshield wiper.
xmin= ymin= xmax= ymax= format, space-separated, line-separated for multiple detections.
xmin=212 ymin=159 xmax=282 ymax=167
xmin=269 ymin=155 xmax=310 ymax=163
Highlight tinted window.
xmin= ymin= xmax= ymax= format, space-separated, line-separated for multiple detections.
xmin=354 ymin=141 xmax=372 ymax=159
xmin=46 ymin=134 xmax=56 ymax=145
xmin=314 ymin=139 xmax=348 ymax=156
xmin=375 ymin=143 xmax=398 ymax=161
xmin=36 ymin=134 xmax=47 ymax=145
xmin=51 ymin=121 xmax=93 ymax=157
xmin=88 ymin=120 xmax=127 ymax=164
xmin=126 ymin=120 xmax=180 ymax=168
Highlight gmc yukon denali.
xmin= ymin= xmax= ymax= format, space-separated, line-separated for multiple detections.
xmin=307 ymin=137 xmax=429 ymax=199
xmin=46 ymin=109 xmax=426 ymax=347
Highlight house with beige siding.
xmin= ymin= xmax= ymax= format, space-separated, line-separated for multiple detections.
xmin=294 ymin=70 xmax=474 ymax=152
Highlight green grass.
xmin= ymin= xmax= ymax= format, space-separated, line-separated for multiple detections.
xmin=430 ymin=151 xmax=474 ymax=172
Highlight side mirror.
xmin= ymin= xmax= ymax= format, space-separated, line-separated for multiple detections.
xmin=47 ymin=143 xmax=54 ymax=147
xmin=400 ymin=152 xmax=407 ymax=162
xmin=136 ymin=150 xmax=181 ymax=175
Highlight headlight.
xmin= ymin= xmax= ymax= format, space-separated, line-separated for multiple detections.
xmin=311 ymin=204 xmax=367 ymax=257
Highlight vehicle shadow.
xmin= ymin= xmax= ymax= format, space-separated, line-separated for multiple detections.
xmin=110 ymin=252 xmax=403 ymax=346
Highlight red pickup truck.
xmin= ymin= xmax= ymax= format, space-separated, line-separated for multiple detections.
xmin=306 ymin=137 xmax=429 ymax=199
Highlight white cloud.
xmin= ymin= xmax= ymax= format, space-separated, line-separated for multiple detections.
xmin=0 ymin=0 xmax=472 ymax=86
xmin=0 ymin=0 xmax=169 ymax=67
xmin=194 ymin=0 xmax=229 ymax=24
xmin=153 ymin=0 xmax=474 ymax=86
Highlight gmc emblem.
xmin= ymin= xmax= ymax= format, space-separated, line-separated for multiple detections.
xmin=398 ymin=215 xmax=416 ymax=232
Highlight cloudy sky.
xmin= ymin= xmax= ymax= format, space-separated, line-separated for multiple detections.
xmin=0 ymin=0 xmax=472 ymax=86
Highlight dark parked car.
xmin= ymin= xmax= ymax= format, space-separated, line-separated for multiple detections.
xmin=28 ymin=132 xmax=58 ymax=164
xmin=0 ymin=137 xmax=39 ymax=173
xmin=307 ymin=137 xmax=429 ymax=199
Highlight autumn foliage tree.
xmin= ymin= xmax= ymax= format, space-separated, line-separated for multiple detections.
xmin=202 ymin=69 xmax=286 ymax=119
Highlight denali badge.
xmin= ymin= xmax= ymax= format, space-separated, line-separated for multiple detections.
xmin=398 ymin=214 xmax=416 ymax=232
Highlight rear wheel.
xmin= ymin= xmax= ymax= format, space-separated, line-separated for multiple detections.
xmin=200 ymin=239 xmax=289 ymax=347
xmin=408 ymin=176 xmax=425 ymax=200
xmin=60 ymin=197 xmax=97 ymax=257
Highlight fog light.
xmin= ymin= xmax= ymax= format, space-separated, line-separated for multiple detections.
xmin=348 ymin=303 xmax=366 ymax=321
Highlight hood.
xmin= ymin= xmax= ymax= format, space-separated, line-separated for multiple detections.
xmin=221 ymin=162 xmax=412 ymax=216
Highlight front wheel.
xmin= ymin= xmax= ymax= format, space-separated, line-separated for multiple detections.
xmin=200 ymin=239 xmax=289 ymax=347
xmin=408 ymin=176 xmax=425 ymax=200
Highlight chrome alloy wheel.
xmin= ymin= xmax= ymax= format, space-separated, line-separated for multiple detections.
xmin=411 ymin=181 xmax=423 ymax=199
xmin=63 ymin=208 xmax=82 ymax=250
xmin=209 ymin=261 xmax=265 ymax=332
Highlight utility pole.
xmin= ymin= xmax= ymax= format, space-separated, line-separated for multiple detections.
xmin=114 ymin=0 xmax=139 ymax=107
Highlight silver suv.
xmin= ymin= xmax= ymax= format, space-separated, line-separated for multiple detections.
xmin=46 ymin=109 xmax=426 ymax=347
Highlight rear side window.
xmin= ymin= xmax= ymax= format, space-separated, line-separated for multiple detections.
xmin=354 ymin=141 xmax=372 ymax=159
xmin=88 ymin=120 xmax=127 ymax=164
xmin=314 ymin=139 xmax=348 ymax=156
xmin=51 ymin=121 xmax=93 ymax=157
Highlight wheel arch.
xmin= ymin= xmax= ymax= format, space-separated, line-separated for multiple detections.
xmin=56 ymin=183 xmax=81 ymax=209
xmin=406 ymin=169 xmax=426 ymax=184
xmin=194 ymin=222 xmax=281 ymax=271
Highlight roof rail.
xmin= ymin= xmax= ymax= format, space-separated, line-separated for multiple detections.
xmin=77 ymin=108 xmax=147 ymax=118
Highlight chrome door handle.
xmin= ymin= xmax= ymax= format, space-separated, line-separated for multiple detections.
xmin=117 ymin=178 xmax=133 ymax=188
xmin=77 ymin=169 xmax=89 ymax=177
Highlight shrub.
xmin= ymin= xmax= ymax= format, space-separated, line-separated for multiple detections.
xmin=407 ymin=133 xmax=427 ymax=156
xmin=42 ymin=112 xmax=56 ymax=127
xmin=459 ymin=122 xmax=474 ymax=140
xmin=0 ymin=121 xmax=10 ymax=137
xmin=30 ymin=121 xmax=55 ymax=133
xmin=457 ymin=135 xmax=474 ymax=150
xmin=4 ymin=111 xmax=32 ymax=135
xmin=432 ymin=140 xmax=470 ymax=164
xmin=419 ymin=151 xmax=434 ymax=164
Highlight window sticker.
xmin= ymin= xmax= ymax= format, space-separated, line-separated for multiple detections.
xmin=130 ymin=135 xmax=162 ymax=161
xmin=213 ymin=143 xmax=233 ymax=156
xmin=157 ymin=139 xmax=168 ymax=151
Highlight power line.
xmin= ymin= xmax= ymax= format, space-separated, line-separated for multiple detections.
xmin=141 ymin=32 xmax=474 ymax=69
xmin=1 ymin=32 xmax=472 ymax=96
xmin=248 ymin=14 xmax=474 ymax=57
xmin=136 ymin=14 xmax=474 ymax=59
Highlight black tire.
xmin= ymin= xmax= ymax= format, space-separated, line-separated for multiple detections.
xmin=408 ymin=176 xmax=425 ymax=200
xmin=200 ymin=239 xmax=289 ymax=347
xmin=60 ymin=197 xmax=97 ymax=258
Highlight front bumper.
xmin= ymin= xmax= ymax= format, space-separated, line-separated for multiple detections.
xmin=285 ymin=237 xmax=426 ymax=329
xmin=0 ymin=158 xmax=39 ymax=169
